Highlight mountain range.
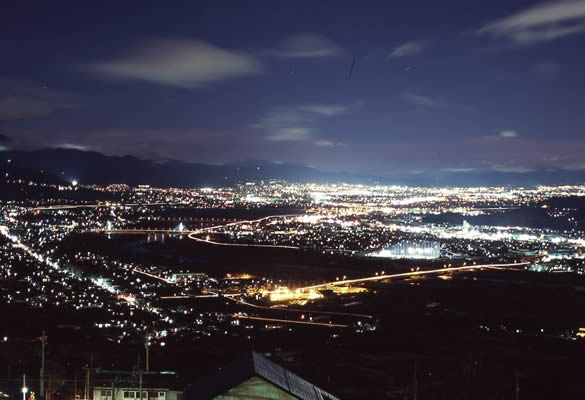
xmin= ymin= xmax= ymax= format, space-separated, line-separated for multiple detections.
xmin=1 ymin=148 xmax=584 ymax=187
xmin=1 ymin=149 xmax=381 ymax=188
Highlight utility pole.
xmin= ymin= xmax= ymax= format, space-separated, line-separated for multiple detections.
xmin=22 ymin=374 xmax=27 ymax=400
xmin=84 ymin=369 xmax=90 ymax=400
xmin=40 ymin=331 xmax=47 ymax=400
xmin=74 ymin=375 xmax=78 ymax=400
xmin=84 ymin=354 xmax=94 ymax=400
xmin=138 ymin=371 xmax=143 ymax=400
xmin=514 ymin=370 xmax=520 ymax=400
xmin=144 ymin=338 xmax=150 ymax=372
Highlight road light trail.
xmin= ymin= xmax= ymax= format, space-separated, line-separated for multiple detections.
xmin=187 ymin=234 xmax=299 ymax=249
xmin=186 ymin=214 xmax=301 ymax=249
xmin=285 ymin=262 xmax=531 ymax=292
xmin=160 ymin=293 xmax=241 ymax=299
xmin=133 ymin=268 xmax=173 ymax=284
xmin=234 ymin=314 xmax=348 ymax=328
xmin=225 ymin=292 xmax=374 ymax=319
xmin=31 ymin=202 xmax=186 ymax=211
xmin=97 ymin=213 xmax=302 ymax=249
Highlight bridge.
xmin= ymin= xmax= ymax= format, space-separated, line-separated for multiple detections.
xmin=31 ymin=202 xmax=188 ymax=211
xmin=97 ymin=214 xmax=302 ymax=250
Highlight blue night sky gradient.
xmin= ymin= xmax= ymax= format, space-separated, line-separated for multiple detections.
xmin=1 ymin=0 xmax=585 ymax=179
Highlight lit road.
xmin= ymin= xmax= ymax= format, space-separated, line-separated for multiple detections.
xmin=233 ymin=314 xmax=348 ymax=328
xmin=187 ymin=234 xmax=299 ymax=249
xmin=97 ymin=214 xmax=302 ymax=249
xmin=101 ymin=228 xmax=191 ymax=234
xmin=31 ymin=202 xmax=186 ymax=211
xmin=186 ymin=214 xmax=301 ymax=249
xmin=159 ymin=291 xmax=373 ymax=319
xmin=133 ymin=268 xmax=174 ymax=284
xmin=160 ymin=293 xmax=241 ymax=299
xmin=285 ymin=262 xmax=531 ymax=292
xmin=225 ymin=292 xmax=374 ymax=319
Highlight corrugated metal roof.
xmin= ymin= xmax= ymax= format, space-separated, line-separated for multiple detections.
xmin=184 ymin=352 xmax=340 ymax=400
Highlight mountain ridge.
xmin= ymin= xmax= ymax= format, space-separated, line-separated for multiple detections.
xmin=2 ymin=148 xmax=585 ymax=187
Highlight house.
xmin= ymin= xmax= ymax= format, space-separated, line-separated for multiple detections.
xmin=91 ymin=370 xmax=182 ymax=400
xmin=93 ymin=387 xmax=182 ymax=400
xmin=184 ymin=352 xmax=340 ymax=400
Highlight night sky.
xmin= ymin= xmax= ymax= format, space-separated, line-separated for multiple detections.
xmin=1 ymin=0 xmax=585 ymax=178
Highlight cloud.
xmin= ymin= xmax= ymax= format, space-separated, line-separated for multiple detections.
xmin=388 ymin=41 xmax=424 ymax=58
xmin=313 ymin=140 xmax=335 ymax=147
xmin=441 ymin=168 xmax=478 ymax=173
xmin=0 ymin=133 xmax=9 ymax=151
xmin=266 ymin=127 xmax=311 ymax=142
xmin=253 ymin=108 xmax=309 ymax=130
xmin=479 ymin=0 xmax=585 ymax=44
xmin=87 ymin=39 xmax=264 ymax=88
xmin=299 ymin=104 xmax=347 ymax=116
xmin=562 ymin=162 xmax=585 ymax=170
xmin=256 ymin=103 xmax=348 ymax=144
xmin=266 ymin=33 xmax=345 ymax=58
xmin=499 ymin=129 xmax=519 ymax=138
xmin=56 ymin=143 xmax=92 ymax=151
xmin=401 ymin=92 xmax=448 ymax=109
xmin=490 ymin=164 xmax=535 ymax=173
xmin=313 ymin=140 xmax=346 ymax=147
xmin=511 ymin=24 xmax=585 ymax=43
xmin=0 ymin=80 xmax=81 ymax=121
xmin=0 ymin=97 xmax=60 ymax=121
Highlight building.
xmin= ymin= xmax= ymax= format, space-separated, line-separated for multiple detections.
xmin=184 ymin=352 xmax=339 ymax=400
xmin=373 ymin=240 xmax=441 ymax=259
xmin=91 ymin=370 xmax=182 ymax=400
xmin=171 ymin=273 xmax=208 ymax=286
xmin=93 ymin=387 xmax=181 ymax=400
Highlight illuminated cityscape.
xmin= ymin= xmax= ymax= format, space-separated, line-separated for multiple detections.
xmin=2 ymin=169 xmax=585 ymax=398
xmin=3 ymin=0 xmax=585 ymax=398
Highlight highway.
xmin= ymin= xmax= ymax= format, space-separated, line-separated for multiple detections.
xmin=285 ymin=262 xmax=531 ymax=292
xmin=160 ymin=293 xmax=241 ymax=299
xmin=99 ymin=214 xmax=301 ymax=250
xmin=186 ymin=214 xmax=301 ymax=249
xmin=233 ymin=314 xmax=348 ymax=328
xmin=31 ymin=202 xmax=189 ymax=211
xmin=133 ymin=268 xmax=174 ymax=284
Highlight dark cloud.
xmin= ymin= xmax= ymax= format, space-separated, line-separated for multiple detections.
xmin=265 ymin=34 xmax=346 ymax=58
xmin=254 ymin=104 xmax=348 ymax=145
xmin=0 ymin=80 xmax=81 ymax=121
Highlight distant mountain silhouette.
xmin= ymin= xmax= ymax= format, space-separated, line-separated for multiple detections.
xmin=2 ymin=148 xmax=584 ymax=187
xmin=2 ymin=149 xmax=383 ymax=187
xmin=0 ymin=157 xmax=116 ymax=202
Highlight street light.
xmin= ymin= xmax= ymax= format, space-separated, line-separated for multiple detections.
xmin=22 ymin=374 xmax=28 ymax=400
